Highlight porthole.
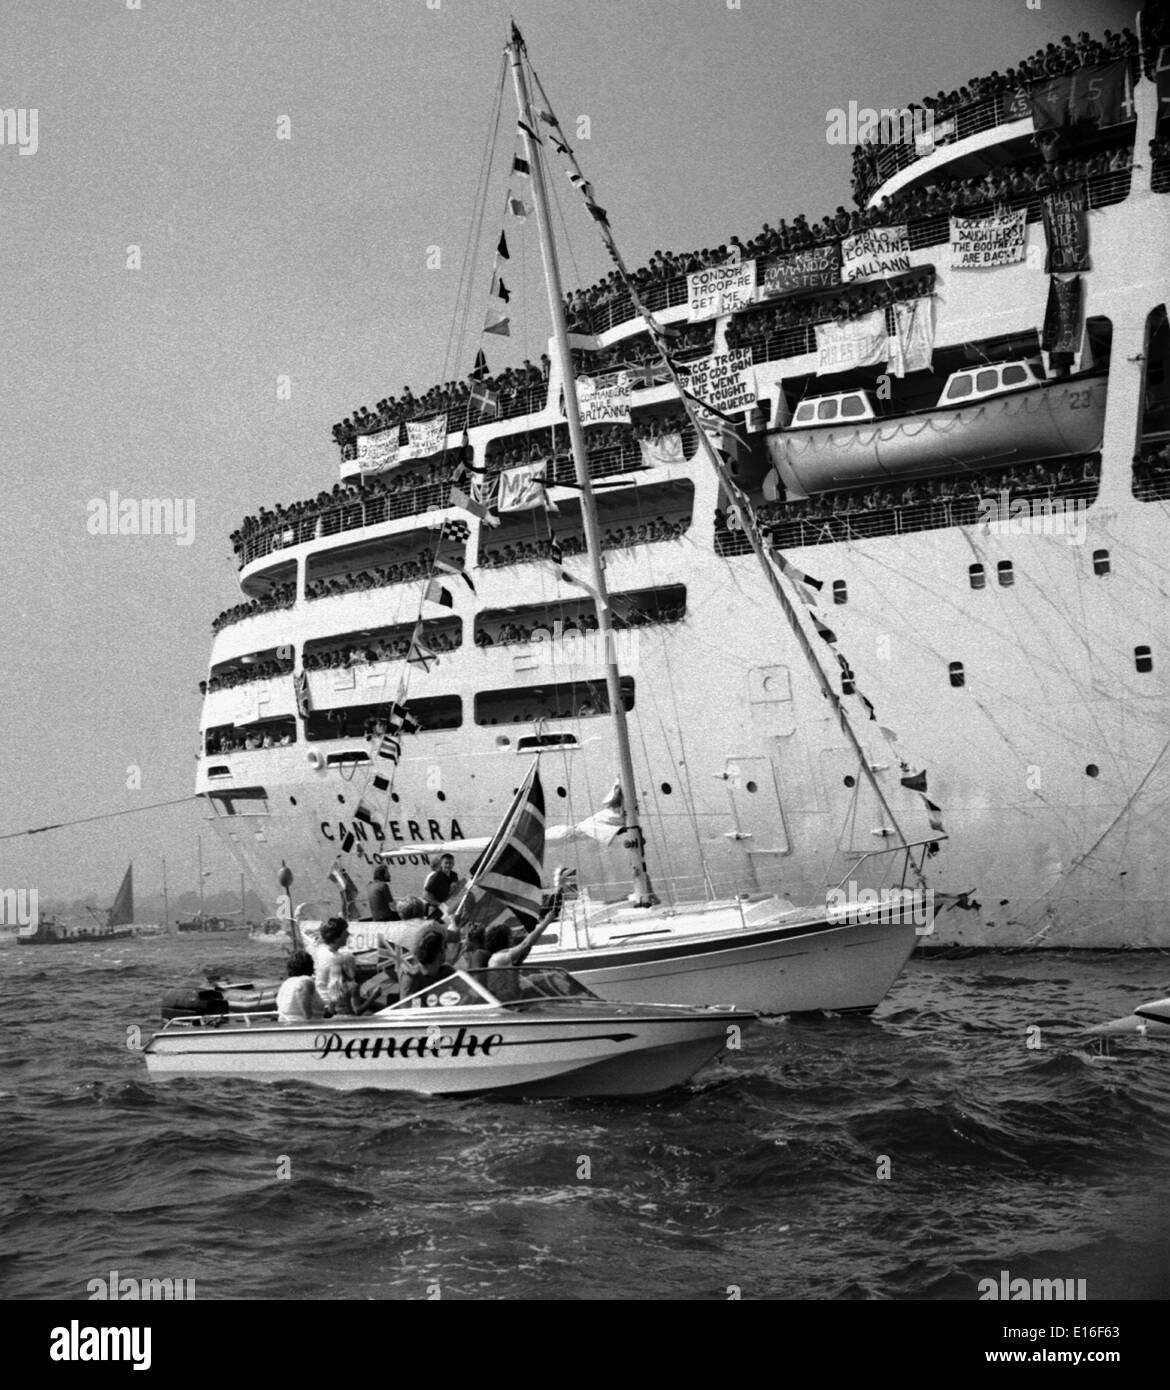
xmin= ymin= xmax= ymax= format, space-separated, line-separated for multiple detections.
xmin=949 ymin=661 xmax=965 ymax=688
xmin=337 ymin=794 xmax=345 ymax=804
xmin=1135 ymin=645 xmax=1153 ymax=673
xmin=437 ymin=790 xmax=447 ymax=801
xmin=661 ymin=782 xmax=672 ymax=794
xmin=289 ymin=796 xmax=298 ymax=806
xmin=1085 ymin=764 xmax=1100 ymax=778
xmin=391 ymin=792 xmax=400 ymax=804
xmin=997 ymin=560 xmax=1014 ymax=587
xmin=745 ymin=781 xmax=758 ymax=793
xmin=969 ymin=563 xmax=985 ymax=590
xmin=556 ymin=785 xmax=567 ymax=798
xmin=843 ymin=775 xmax=856 ymax=788
xmin=1092 ymin=549 xmax=1110 ymax=576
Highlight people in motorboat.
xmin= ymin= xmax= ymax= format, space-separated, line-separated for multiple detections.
xmin=368 ymin=864 xmax=399 ymax=922
xmin=456 ymin=923 xmax=490 ymax=971
xmin=276 ymin=950 xmax=327 ymax=1023
xmin=304 ymin=918 xmax=361 ymax=1015
xmin=484 ymin=869 xmax=570 ymax=969
xmin=423 ymin=853 xmax=461 ymax=921
xmin=396 ymin=926 xmax=456 ymax=1003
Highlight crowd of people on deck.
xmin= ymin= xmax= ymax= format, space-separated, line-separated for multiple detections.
xmin=474 ymin=600 xmax=684 ymax=647
xmin=200 ymin=654 xmax=294 ymax=696
xmin=304 ymin=555 xmax=436 ymax=602
xmin=330 ymin=360 xmax=549 ymax=451
xmin=715 ymin=457 xmax=1100 ymax=548
xmin=726 ymin=272 xmax=935 ymax=354
xmin=212 ymin=584 xmax=296 ymax=634
xmin=850 ymin=29 xmax=1141 ymax=199
xmin=485 ymin=408 xmax=691 ymax=474
xmin=1133 ymin=442 xmax=1170 ymax=498
xmin=479 ymin=515 xmax=690 ymax=569
xmin=205 ymin=724 xmax=295 ymax=754
xmin=568 ymin=326 xmax=713 ymax=377
xmin=303 ymin=628 xmax=461 ymax=672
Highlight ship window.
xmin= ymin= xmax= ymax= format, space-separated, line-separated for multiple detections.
xmin=1135 ymin=645 xmax=1153 ymax=673
xmin=969 ymin=563 xmax=986 ymax=589
xmin=794 ymin=402 xmax=816 ymax=424
xmin=1001 ymin=364 xmax=1028 ymax=386
xmin=997 ymin=560 xmax=1014 ymax=586
xmin=1085 ymin=764 xmax=1100 ymax=778
xmin=816 ymin=399 xmax=838 ymax=421
xmin=306 ymin=695 xmax=461 ymax=740
xmin=976 ymin=369 xmax=999 ymax=393
xmin=840 ymin=395 xmax=866 ymax=419
xmin=949 ymin=662 xmax=965 ymax=687
xmin=946 ymin=375 xmax=972 ymax=400
xmin=832 ymin=580 xmax=848 ymax=604
xmin=1092 ymin=549 xmax=1110 ymax=575
xmin=475 ymin=677 xmax=634 ymax=726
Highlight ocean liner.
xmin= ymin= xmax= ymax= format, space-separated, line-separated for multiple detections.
xmin=196 ymin=17 xmax=1170 ymax=948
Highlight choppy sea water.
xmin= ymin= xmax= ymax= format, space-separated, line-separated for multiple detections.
xmin=1 ymin=935 xmax=1168 ymax=1302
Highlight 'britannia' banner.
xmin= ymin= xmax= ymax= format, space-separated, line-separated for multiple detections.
xmin=949 ymin=210 xmax=1027 ymax=269
xmin=1042 ymin=186 xmax=1090 ymax=274
xmin=841 ymin=226 xmax=912 ymax=283
xmin=404 ymin=414 xmax=448 ymax=460
xmin=356 ymin=429 xmax=400 ymax=472
xmin=687 ymin=259 xmax=757 ymax=320
xmin=576 ymin=373 xmax=632 ymax=425
xmin=758 ymin=244 xmax=841 ymax=298
xmin=815 ymin=309 xmax=889 ymax=375
xmin=682 ymin=348 xmax=757 ymax=413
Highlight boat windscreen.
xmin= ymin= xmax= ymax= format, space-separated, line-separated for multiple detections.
xmin=381 ymin=972 xmax=493 ymax=1012
xmin=466 ymin=967 xmax=600 ymax=1004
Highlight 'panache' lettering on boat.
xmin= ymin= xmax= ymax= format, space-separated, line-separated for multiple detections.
xmin=313 ymin=1028 xmax=505 ymax=1061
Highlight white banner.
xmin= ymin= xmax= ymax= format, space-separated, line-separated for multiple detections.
xmin=949 ymin=210 xmax=1027 ymax=269
xmin=577 ymin=373 xmax=632 ymax=425
xmin=356 ymin=429 xmax=399 ymax=472
xmin=498 ymin=461 xmax=551 ymax=512
xmin=638 ymin=432 xmax=685 ymax=467
xmin=841 ymin=226 xmax=912 ymax=283
xmin=683 ymin=348 xmax=757 ymax=414
xmin=404 ymin=414 xmax=448 ymax=459
xmin=886 ymin=298 xmax=934 ymax=377
xmin=687 ymin=259 xmax=757 ymax=320
xmin=815 ymin=310 xmax=889 ymax=374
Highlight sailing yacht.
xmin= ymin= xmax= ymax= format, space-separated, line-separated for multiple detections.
xmin=195 ymin=19 xmax=1167 ymax=948
xmin=17 ymin=864 xmax=137 ymax=945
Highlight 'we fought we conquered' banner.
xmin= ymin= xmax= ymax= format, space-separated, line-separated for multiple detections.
xmin=682 ymin=348 xmax=757 ymax=413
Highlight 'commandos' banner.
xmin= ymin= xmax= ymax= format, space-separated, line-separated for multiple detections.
xmin=758 ymin=244 xmax=842 ymax=297
xmin=949 ymin=210 xmax=1027 ymax=269
xmin=687 ymin=260 xmax=757 ymax=320
xmin=841 ymin=227 xmax=911 ymax=283
xmin=682 ymin=348 xmax=757 ymax=413
xmin=1042 ymin=186 xmax=1091 ymax=274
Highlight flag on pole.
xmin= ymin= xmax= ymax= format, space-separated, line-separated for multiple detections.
xmin=493 ymin=276 xmax=511 ymax=303
xmin=293 ymin=670 xmax=311 ymax=718
xmin=497 ymin=231 xmax=510 ymax=260
xmin=451 ymin=484 xmax=499 ymax=526
xmin=434 ymin=555 xmax=476 ymax=593
xmin=453 ymin=761 xmax=547 ymax=930
xmin=484 ymin=308 xmax=511 ymax=336
xmin=517 ymin=119 xmax=539 ymax=141
xmin=469 ymin=381 xmax=500 ymax=415
xmin=423 ymin=579 xmax=454 ymax=609
xmin=508 ymin=196 xmax=530 ymax=221
xmin=406 ymin=625 xmax=439 ymax=672
xmin=470 ymin=349 xmax=489 ymax=381
xmin=512 ymin=154 xmax=531 ymax=176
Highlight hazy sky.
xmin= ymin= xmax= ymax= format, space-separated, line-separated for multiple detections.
xmin=0 ymin=0 xmax=1131 ymax=903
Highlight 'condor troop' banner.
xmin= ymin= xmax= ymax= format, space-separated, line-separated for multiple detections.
xmin=816 ymin=309 xmax=888 ymax=375
xmin=357 ymin=429 xmax=400 ymax=472
xmin=404 ymin=414 xmax=448 ymax=459
xmin=841 ymin=226 xmax=911 ymax=283
xmin=687 ymin=260 xmax=757 ymax=320
xmin=1042 ymin=186 xmax=1090 ymax=274
xmin=682 ymin=348 xmax=757 ymax=413
xmin=950 ymin=210 xmax=1027 ymax=269
xmin=758 ymin=244 xmax=842 ymax=297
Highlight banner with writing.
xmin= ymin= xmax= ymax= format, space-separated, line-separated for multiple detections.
xmin=1030 ymin=60 xmax=1133 ymax=130
xmin=841 ymin=226 xmax=911 ymax=283
xmin=1042 ymin=276 xmax=1082 ymax=356
xmin=576 ymin=373 xmax=632 ymax=425
xmin=1042 ymin=186 xmax=1090 ymax=274
xmin=687 ymin=260 xmax=757 ymax=320
xmin=404 ymin=414 xmax=448 ymax=459
xmin=1003 ymin=89 xmax=1031 ymax=121
xmin=949 ymin=210 xmax=1027 ymax=269
xmin=886 ymin=298 xmax=934 ymax=377
xmin=638 ymin=432 xmax=685 ymax=467
xmin=497 ymin=461 xmax=550 ymax=512
xmin=682 ymin=348 xmax=757 ymax=413
xmin=758 ymin=244 xmax=841 ymax=297
xmin=815 ymin=310 xmax=889 ymax=375
xmin=356 ymin=429 xmax=400 ymax=472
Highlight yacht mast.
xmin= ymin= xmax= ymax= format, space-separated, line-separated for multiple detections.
xmin=506 ymin=26 xmax=655 ymax=906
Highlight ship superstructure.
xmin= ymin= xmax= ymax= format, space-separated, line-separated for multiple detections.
xmin=196 ymin=24 xmax=1170 ymax=946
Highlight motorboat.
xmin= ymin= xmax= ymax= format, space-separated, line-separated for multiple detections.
xmin=1087 ymin=995 xmax=1170 ymax=1041
xmin=142 ymin=965 xmax=755 ymax=1097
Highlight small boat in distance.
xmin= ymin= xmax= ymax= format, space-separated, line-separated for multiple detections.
xmin=142 ymin=965 xmax=753 ymax=1097
xmin=17 ymin=865 xmax=137 ymax=945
